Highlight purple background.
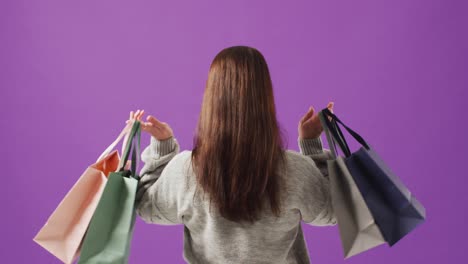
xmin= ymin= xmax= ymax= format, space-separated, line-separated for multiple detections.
xmin=2 ymin=0 xmax=467 ymax=263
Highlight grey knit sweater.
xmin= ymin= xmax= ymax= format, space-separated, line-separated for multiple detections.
xmin=135 ymin=135 xmax=337 ymax=264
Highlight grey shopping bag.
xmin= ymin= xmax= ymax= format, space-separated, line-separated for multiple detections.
xmin=318 ymin=112 xmax=386 ymax=258
xmin=320 ymin=108 xmax=426 ymax=247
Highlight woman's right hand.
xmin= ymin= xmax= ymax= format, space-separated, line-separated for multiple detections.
xmin=298 ymin=102 xmax=334 ymax=140
xmin=126 ymin=109 xmax=174 ymax=141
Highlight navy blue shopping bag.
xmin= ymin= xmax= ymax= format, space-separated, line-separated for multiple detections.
xmin=319 ymin=108 xmax=426 ymax=246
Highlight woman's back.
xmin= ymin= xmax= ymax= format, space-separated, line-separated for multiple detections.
xmin=136 ymin=136 xmax=337 ymax=264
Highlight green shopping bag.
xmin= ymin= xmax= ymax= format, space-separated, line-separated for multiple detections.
xmin=78 ymin=120 xmax=141 ymax=264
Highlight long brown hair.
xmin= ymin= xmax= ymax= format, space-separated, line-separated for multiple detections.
xmin=191 ymin=46 xmax=288 ymax=224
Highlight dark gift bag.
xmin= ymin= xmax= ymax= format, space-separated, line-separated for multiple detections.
xmin=319 ymin=108 xmax=426 ymax=246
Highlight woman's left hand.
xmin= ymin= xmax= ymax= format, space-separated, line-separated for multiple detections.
xmin=126 ymin=109 xmax=174 ymax=141
xmin=298 ymin=102 xmax=334 ymax=140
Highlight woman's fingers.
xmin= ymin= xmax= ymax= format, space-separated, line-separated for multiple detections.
xmin=127 ymin=111 xmax=171 ymax=139
xmin=128 ymin=109 xmax=145 ymax=120
xmin=326 ymin=102 xmax=334 ymax=121
xmin=134 ymin=109 xmax=144 ymax=121
xmin=147 ymin=115 xmax=163 ymax=127
xmin=127 ymin=109 xmax=143 ymax=124
xmin=327 ymin=102 xmax=334 ymax=113
xmin=300 ymin=102 xmax=335 ymax=124
xmin=138 ymin=110 xmax=145 ymax=120
xmin=300 ymin=106 xmax=315 ymax=125
xmin=140 ymin=121 xmax=150 ymax=130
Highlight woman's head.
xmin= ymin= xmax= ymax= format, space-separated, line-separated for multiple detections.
xmin=191 ymin=45 xmax=287 ymax=224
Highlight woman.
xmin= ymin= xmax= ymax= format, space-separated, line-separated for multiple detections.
xmin=128 ymin=46 xmax=337 ymax=264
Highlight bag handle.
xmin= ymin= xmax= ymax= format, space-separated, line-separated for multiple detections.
xmin=117 ymin=120 xmax=141 ymax=179
xmin=318 ymin=111 xmax=345 ymax=159
xmin=128 ymin=120 xmax=141 ymax=179
xmin=321 ymin=108 xmax=370 ymax=152
xmin=326 ymin=112 xmax=352 ymax=157
xmin=96 ymin=121 xmax=134 ymax=163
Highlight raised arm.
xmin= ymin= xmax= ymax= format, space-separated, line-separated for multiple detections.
xmin=297 ymin=136 xmax=337 ymax=226
xmin=135 ymin=136 xmax=182 ymax=225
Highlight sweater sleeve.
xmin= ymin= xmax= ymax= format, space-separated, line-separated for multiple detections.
xmin=135 ymin=136 xmax=182 ymax=225
xmin=297 ymin=136 xmax=337 ymax=226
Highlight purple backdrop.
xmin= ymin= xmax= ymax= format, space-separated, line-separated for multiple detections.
xmin=2 ymin=0 xmax=467 ymax=263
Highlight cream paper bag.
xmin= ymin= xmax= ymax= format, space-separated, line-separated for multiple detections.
xmin=33 ymin=121 xmax=134 ymax=263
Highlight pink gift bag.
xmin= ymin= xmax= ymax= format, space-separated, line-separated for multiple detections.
xmin=33 ymin=121 xmax=136 ymax=263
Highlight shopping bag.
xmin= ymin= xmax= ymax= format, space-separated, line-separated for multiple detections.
xmin=320 ymin=108 xmax=426 ymax=246
xmin=33 ymin=122 xmax=134 ymax=263
xmin=318 ymin=111 xmax=386 ymax=258
xmin=77 ymin=119 xmax=141 ymax=264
